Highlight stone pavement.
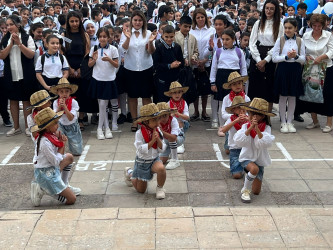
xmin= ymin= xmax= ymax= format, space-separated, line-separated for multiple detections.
xmin=1 ymin=207 xmax=333 ymax=249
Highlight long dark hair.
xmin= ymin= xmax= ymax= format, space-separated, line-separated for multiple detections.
xmin=29 ymin=22 xmax=44 ymax=39
xmin=260 ymin=0 xmax=280 ymax=42
xmin=0 ymin=15 xmax=26 ymax=48
xmin=130 ymin=10 xmax=147 ymax=38
xmin=64 ymin=11 xmax=87 ymax=51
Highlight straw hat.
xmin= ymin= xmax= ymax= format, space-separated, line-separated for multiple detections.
xmin=223 ymin=71 xmax=249 ymax=90
xmin=134 ymin=103 xmax=162 ymax=124
xmin=31 ymin=107 xmax=64 ymax=133
xmin=225 ymin=96 xmax=248 ymax=114
xmin=242 ymin=98 xmax=276 ymax=117
xmin=164 ymin=81 xmax=189 ymax=97
xmin=26 ymin=90 xmax=57 ymax=110
xmin=156 ymin=102 xmax=177 ymax=116
xmin=49 ymin=78 xmax=78 ymax=95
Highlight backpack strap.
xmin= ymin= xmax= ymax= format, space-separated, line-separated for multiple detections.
xmin=235 ymin=47 xmax=242 ymax=70
xmin=59 ymin=54 xmax=64 ymax=68
xmin=279 ymin=36 xmax=285 ymax=55
xmin=41 ymin=53 xmax=46 ymax=73
xmin=296 ymin=36 xmax=301 ymax=55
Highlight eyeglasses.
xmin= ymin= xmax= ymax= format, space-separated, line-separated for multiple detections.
xmin=265 ymin=7 xmax=275 ymax=11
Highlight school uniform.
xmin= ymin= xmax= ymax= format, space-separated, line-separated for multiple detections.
xmin=168 ymin=98 xmax=190 ymax=133
xmin=89 ymin=36 xmax=99 ymax=47
xmin=88 ymin=43 xmax=119 ymax=100
xmin=53 ymin=98 xmax=83 ymax=156
xmin=34 ymin=40 xmax=46 ymax=65
xmin=174 ymin=31 xmax=199 ymax=67
xmin=35 ymin=52 xmax=70 ymax=89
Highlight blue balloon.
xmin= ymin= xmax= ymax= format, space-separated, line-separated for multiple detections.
xmin=292 ymin=2 xmax=299 ymax=14
xmin=287 ymin=0 xmax=296 ymax=7
xmin=304 ymin=0 xmax=318 ymax=13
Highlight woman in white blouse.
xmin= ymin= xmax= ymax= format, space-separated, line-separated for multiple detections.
xmin=0 ymin=15 xmax=37 ymax=137
xmin=120 ymin=10 xmax=156 ymax=132
xmin=248 ymin=0 xmax=284 ymax=112
xmin=301 ymin=14 xmax=333 ymax=133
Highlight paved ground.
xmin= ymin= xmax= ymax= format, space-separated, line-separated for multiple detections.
xmin=0 ymin=102 xmax=333 ymax=210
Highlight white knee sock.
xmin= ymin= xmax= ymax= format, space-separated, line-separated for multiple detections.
xmin=279 ymin=96 xmax=287 ymax=124
xmin=243 ymin=172 xmax=256 ymax=191
xmin=98 ymin=99 xmax=109 ymax=129
xmin=111 ymin=99 xmax=118 ymax=125
xmin=169 ymin=141 xmax=178 ymax=160
xmin=211 ymin=98 xmax=218 ymax=121
xmin=61 ymin=164 xmax=72 ymax=185
xmin=119 ymin=93 xmax=127 ymax=116
xmin=287 ymin=96 xmax=296 ymax=124
xmin=218 ymin=101 xmax=223 ymax=127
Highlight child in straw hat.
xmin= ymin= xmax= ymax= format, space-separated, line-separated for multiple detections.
xmin=50 ymin=78 xmax=83 ymax=156
xmin=157 ymin=102 xmax=185 ymax=170
xmin=31 ymin=107 xmax=80 ymax=206
xmin=165 ymin=81 xmax=190 ymax=154
xmin=234 ymin=98 xmax=275 ymax=203
xmin=124 ymin=103 xmax=167 ymax=199
xmin=221 ymin=96 xmax=249 ymax=179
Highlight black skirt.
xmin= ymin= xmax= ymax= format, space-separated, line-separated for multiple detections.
xmin=88 ymin=77 xmax=118 ymax=100
xmin=274 ymin=62 xmax=304 ymax=97
xmin=299 ymin=66 xmax=333 ymax=116
xmin=214 ymin=68 xmax=238 ymax=101
xmin=116 ymin=65 xmax=127 ymax=95
xmin=6 ymin=79 xmax=38 ymax=101
xmin=248 ymin=45 xmax=277 ymax=103
xmin=40 ymin=76 xmax=60 ymax=97
xmin=124 ymin=67 xmax=154 ymax=99
xmin=193 ymin=67 xmax=212 ymax=96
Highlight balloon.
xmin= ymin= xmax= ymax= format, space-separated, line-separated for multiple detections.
xmin=321 ymin=8 xmax=326 ymax=14
xmin=287 ymin=0 xmax=296 ymax=7
xmin=324 ymin=2 xmax=333 ymax=14
xmin=312 ymin=5 xmax=321 ymax=14
xmin=304 ymin=0 xmax=318 ymax=13
xmin=292 ymin=2 xmax=299 ymax=14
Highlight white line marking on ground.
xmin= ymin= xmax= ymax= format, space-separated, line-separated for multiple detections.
xmin=1 ymin=146 xmax=20 ymax=165
xmin=91 ymin=130 xmax=122 ymax=133
xmin=276 ymin=142 xmax=293 ymax=161
xmin=212 ymin=143 xmax=230 ymax=169
xmin=206 ymin=129 xmax=218 ymax=131
xmin=78 ymin=145 xmax=90 ymax=163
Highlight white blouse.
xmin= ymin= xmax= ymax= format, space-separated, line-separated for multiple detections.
xmin=7 ymin=34 xmax=35 ymax=82
xmin=53 ymin=99 xmax=79 ymax=126
xmin=272 ymin=36 xmax=306 ymax=64
xmin=119 ymin=28 xmax=153 ymax=71
xmin=302 ymin=30 xmax=333 ymax=68
xmin=249 ymin=19 xmax=284 ymax=63
xmin=224 ymin=118 xmax=240 ymax=150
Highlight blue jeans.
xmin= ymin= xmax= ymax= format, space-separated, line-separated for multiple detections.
xmin=131 ymin=156 xmax=161 ymax=181
xmin=59 ymin=121 xmax=83 ymax=156
xmin=241 ymin=160 xmax=264 ymax=181
xmin=229 ymin=149 xmax=243 ymax=175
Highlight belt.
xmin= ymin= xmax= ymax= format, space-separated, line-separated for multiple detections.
xmin=136 ymin=158 xmax=154 ymax=164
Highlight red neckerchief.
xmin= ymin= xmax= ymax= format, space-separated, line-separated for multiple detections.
xmin=32 ymin=109 xmax=39 ymax=118
xmin=247 ymin=121 xmax=266 ymax=139
xmin=57 ymin=97 xmax=74 ymax=111
xmin=160 ymin=116 xmax=173 ymax=134
xmin=229 ymin=90 xmax=245 ymax=102
xmin=169 ymin=98 xmax=185 ymax=117
xmin=43 ymin=132 xmax=64 ymax=148
xmin=140 ymin=124 xmax=157 ymax=149
xmin=231 ymin=114 xmax=248 ymax=131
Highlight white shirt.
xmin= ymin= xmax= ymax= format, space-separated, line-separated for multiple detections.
xmin=169 ymin=116 xmax=180 ymax=135
xmin=53 ymin=98 xmax=79 ymax=126
xmin=272 ymin=36 xmax=306 ymax=64
xmin=249 ymin=19 xmax=284 ymax=63
xmin=234 ymin=123 xmax=275 ymax=166
xmin=222 ymin=94 xmax=251 ymax=121
xmin=35 ymin=53 xmax=70 ymax=78
xmin=134 ymin=128 xmax=166 ymax=160
xmin=210 ymin=47 xmax=248 ymax=83
xmin=167 ymin=100 xmax=189 ymax=122
xmin=7 ymin=34 xmax=35 ymax=82
xmin=119 ymin=28 xmax=153 ymax=71
xmin=89 ymin=44 xmax=119 ymax=81
xmin=190 ymin=25 xmax=215 ymax=67
xmin=302 ymin=30 xmax=333 ymax=68
xmin=224 ymin=118 xmax=240 ymax=150
xmin=27 ymin=113 xmax=37 ymax=143
xmin=33 ymin=136 xmax=65 ymax=169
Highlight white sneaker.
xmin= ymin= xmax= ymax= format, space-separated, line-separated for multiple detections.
xmin=105 ymin=128 xmax=113 ymax=139
xmin=322 ymin=126 xmax=333 ymax=133
xmin=97 ymin=128 xmax=105 ymax=140
xmin=280 ymin=123 xmax=289 ymax=133
xmin=287 ymin=123 xmax=296 ymax=133
xmin=241 ymin=188 xmax=251 ymax=203
xmin=68 ymin=185 xmax=81 ymax=196
xmin=111 ymin=123 xmax=118 ymax=131
xmin=156 ymin=186 xmax=166 ymax=199
xmin=124 ymin=167 xmax=133 ymax=187
xmin=177 ymin=144 xmax=185 ymax=154
xmin=6 ymin=128 xmax=22 ymax=137
xmin=211 ymin=119 xmax=218 ymax=129
xmin=166 ymin=159 xmax=180 ymax=170
xmin=25 ymin=128 xmax=31 ymax=137
xmin=31 ymin=181 xmax=45 ymax=207
xmin=306 ymin=122 xmax=320 ymax=129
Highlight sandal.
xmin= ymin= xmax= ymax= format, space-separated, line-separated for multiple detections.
xmin=131 ymin=125 xmax=138 ymax=132
xmin=78 ymin=119 xmax=85 ymax=131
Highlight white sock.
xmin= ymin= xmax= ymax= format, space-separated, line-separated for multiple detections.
xmin=211 ymin=98 xmax=218 ymax=121
xmin=279 ymin=96 xmax=287 ymax=124
xmin=111 ymin=99 xmax=118 ymax=125
xmin=61 ymin=164 xmax=72 ymax=185
xmin=119 ymin=93 xmax=127 ymax=116
xmin=218 ymin=101 xmax=223 ymax=127
xmin=243 ymin=172 xmax=256 ymax=191
xmin=287 ymin=96 xmax=296 ymax=124
xmin=98 ymin=99 xmax=109 ymax=129
xmin=169 ymin=141 xmax=178 ymax=160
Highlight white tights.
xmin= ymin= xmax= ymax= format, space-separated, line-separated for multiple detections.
xmin=279 ymin=96 xmax=296 ymax=124
xmin=98 ymin=99 xmax=118 ymax=129
xmin=211 ymin=99 xmax=223 ymax=126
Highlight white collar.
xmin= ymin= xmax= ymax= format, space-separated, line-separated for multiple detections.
xmin=131 ymin=28 xmax=142 ymax=34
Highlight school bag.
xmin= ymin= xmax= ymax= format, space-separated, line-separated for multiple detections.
xmin=279 ymin=36 xmax=302 ymax=55
xmin=80 ymin=45 xmax=98 ymax=81
xmin=40 ymin=53 xmax=65 ymax=73
xmin=215 ymin=46 xmax=243 ymax=69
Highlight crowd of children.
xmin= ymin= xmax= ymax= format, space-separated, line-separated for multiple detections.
xmin=0 ymin=0 xmax=332 ymax=205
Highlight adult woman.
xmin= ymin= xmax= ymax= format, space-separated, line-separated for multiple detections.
xmin=119 ymin=10 xmax=156 ymax=132
xmin=248 ymin=0 xmax=284 ymax=111
xmin=63 ymin=11 xmax=91 ymax=130
xmin=189 ymin=8 xmax=215 ymax=122
xmin=301 ymin=14 xmax=333 ymax=133
xmin=0 ymin=15 xmax=37 ymax=136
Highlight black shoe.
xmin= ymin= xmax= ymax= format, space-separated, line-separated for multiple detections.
xmin=91 ymin=114 xmax=98 ymax=125
xmin=294 ymin=115 xmax=304 ymax=122
xmin=190 ymin=114 xmax=200 ymax=122
xmin=83 ymin=115 xmax=88 ymax=122
xmin=117 ymin=114 xmax=126 ymax=124
xmin=201 ymin=115 xmax=211 ymax=122
xmin=126 ymin=112 xmax=133 ymax=123
xmin=3 ymin=119 xmax=13 ymax=127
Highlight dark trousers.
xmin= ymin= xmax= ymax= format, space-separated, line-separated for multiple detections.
xmin=0 ymin=77 xmax=10 ymax=121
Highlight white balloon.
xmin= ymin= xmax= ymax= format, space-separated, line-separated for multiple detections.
xmin=312 ymin=5 xmax=321 ymax=13
xmin=324 ymin=2 xmax=333 ymax=14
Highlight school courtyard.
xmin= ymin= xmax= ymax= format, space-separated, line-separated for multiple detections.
xmin=1 ymin=104 xmax=333 ymax=248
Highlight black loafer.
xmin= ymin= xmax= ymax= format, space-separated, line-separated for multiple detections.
xmin=294 ymin=115 xmax=304 ymax=122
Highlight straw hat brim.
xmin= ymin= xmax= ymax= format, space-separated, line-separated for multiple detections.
xmin=225 ymin=102 xmax=248 ymax=114
xmin=223 ymin=76 xmax=249 ymax=89
xmin=30 ymin=111 xmax=64 ymax=133
xmin=241 ymin=105 xmax=276 ymax=117
xmin=49 ymin=83 xmax=78 ymax=95
xmin=159 ymin=108 xmax=177 ymax=116
xmin=164 ymin=86 xmax=189 ymax=97
xmin=134 ymin=111 xmax=163 ymax=125
xmin=26 ymin=96 xmax=57 ymax=110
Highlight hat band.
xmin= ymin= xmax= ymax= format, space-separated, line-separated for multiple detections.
xmin=32 ymin=96 xmax=51 ymax=107
xmin=37 ymin=114 xmax=60 ymax=129
xmin=140 ymin=112 xmax=160 ymax=119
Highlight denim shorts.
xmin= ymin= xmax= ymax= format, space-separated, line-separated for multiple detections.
xmin=59 ymin=121 xmax=83 ymax=156
xmin=229 ymin=148 xmax=243 ymax=175
xmin=224 ymin=131 xmax=229 ymax=150
xmin=182 ymin=120 xmax=190 ymax=133
xmin=160 ymin=135 xmax=185 ymax=157
xmin=241 ymin=160 xmax=264 ymax=181
xmin=34 ymin=166 xmax=67 ymax=195
xmin=131 ymin=156 xmax=161 ymax=182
